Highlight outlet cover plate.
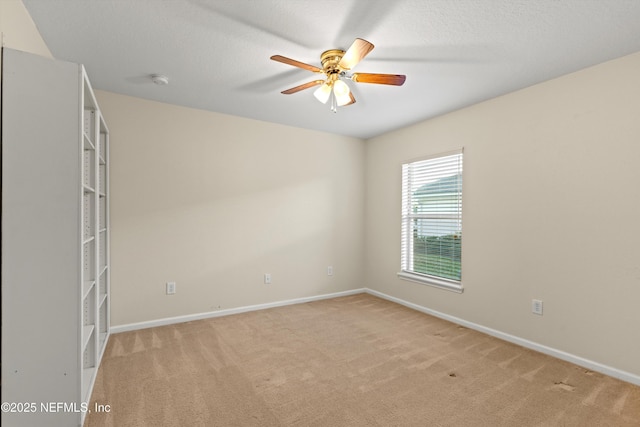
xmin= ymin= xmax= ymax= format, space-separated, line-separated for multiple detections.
xmin=532 ymin=299 xmax=543 ymax=315
xmin=166 ymin=282 xmax=176 ymax=295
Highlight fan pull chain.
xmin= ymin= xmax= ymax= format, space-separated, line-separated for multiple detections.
xmin=330 ymin=90 xmax=338 ymax=113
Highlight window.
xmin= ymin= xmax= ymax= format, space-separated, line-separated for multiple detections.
xmin=399 ymin=149 xmax=463 ymax=292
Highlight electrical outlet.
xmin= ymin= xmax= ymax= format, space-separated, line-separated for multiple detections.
xmin=264 ymin=273 xmax=271 ymax=284
xmin=166 ymin=282 xmax=176 ymax=295
xmin=327 ymin=266 xmax=334 ymax=276
xmin=532 ymin=299 xmax=543 ymax=315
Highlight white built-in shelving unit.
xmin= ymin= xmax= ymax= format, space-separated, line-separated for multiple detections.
xmin=1 ymin=48 xmax=110 ymax=427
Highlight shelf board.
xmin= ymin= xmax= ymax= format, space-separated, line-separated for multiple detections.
xmin=82 ymin=324 xmax=95 ymax=350
xmin=83 ymin=280 xmax=95 ymax=300
xmin=99 ymin=332 xmax=108 ymax=350
xmin=83 ymin=184 xmax=95 ymax=194
xmin=83 ymin=133 xmax=95 ymax=150
xmin=99 ymin=292 xmax=108 ymax=308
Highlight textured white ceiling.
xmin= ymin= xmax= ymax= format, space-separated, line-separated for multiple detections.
xmin=23 ymin=0 xmax=640 ymax=139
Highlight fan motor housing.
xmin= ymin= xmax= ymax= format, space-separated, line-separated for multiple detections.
xmin=320 ymin=49 xmax=345 ymax=75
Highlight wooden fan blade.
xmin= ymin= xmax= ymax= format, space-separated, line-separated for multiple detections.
xmin=338 ymin=38 xmax=375 ymax=70
xmin=352 ymin=73 xmax=406 ymax=86
xmin=281 ymin=80 xmax=325 ymax=94
xmin=270 ymin=55 xmax=323 ymax=73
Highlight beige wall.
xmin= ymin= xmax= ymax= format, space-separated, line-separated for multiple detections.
xmin=365 ymin=51 xmax=640 ymax=377
xmin=0 ymin=0 xmax=51 ymax=57
xmin=94 ymin=91 xmax=365 ymax=326
xmin=0 ymin=0 xmax=52 ymax=109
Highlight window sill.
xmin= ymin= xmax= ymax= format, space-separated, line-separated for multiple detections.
xmin=397 ymin=271 xmax=464 ymax=293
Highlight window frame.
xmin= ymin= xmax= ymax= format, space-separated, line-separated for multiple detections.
xmin=398 ymin=149 xmax=464 ymax=293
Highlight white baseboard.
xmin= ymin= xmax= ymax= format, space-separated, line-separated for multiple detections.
xmin=365 ymin=288 xmax=640 ymax=387
xmin=110 ymin=286 xmax=639 ymax=386
xmin=110 ymin=288 xmax=366 ymax=334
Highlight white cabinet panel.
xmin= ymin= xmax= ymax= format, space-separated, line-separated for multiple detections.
xmin=2 ymin=48 xmax=110 ymax=427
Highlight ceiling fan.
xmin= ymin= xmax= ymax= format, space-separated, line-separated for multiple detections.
xmin=271 ymin=38 xmax=406 ymax=112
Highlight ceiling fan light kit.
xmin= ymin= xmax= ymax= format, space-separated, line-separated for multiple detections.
xmin=333 ymin=80 xmax=351 ymax=105
xmin=313 ymin=74 xmax=352 ymax=112
xmin=271 ymin=38 xmax=405 ymax=113
xmin=313 ymin=82 xmax=332 ymax=104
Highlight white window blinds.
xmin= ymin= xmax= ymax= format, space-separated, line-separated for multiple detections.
xmin=401 ymin=150 xmax=463 ymax=287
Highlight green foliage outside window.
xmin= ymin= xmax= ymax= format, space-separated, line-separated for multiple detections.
xmin=412 ymin=234 xmax=461 ymax=280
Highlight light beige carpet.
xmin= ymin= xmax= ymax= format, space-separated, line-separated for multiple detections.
xmin=85 ymin=293 xmax=640 ymax=426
